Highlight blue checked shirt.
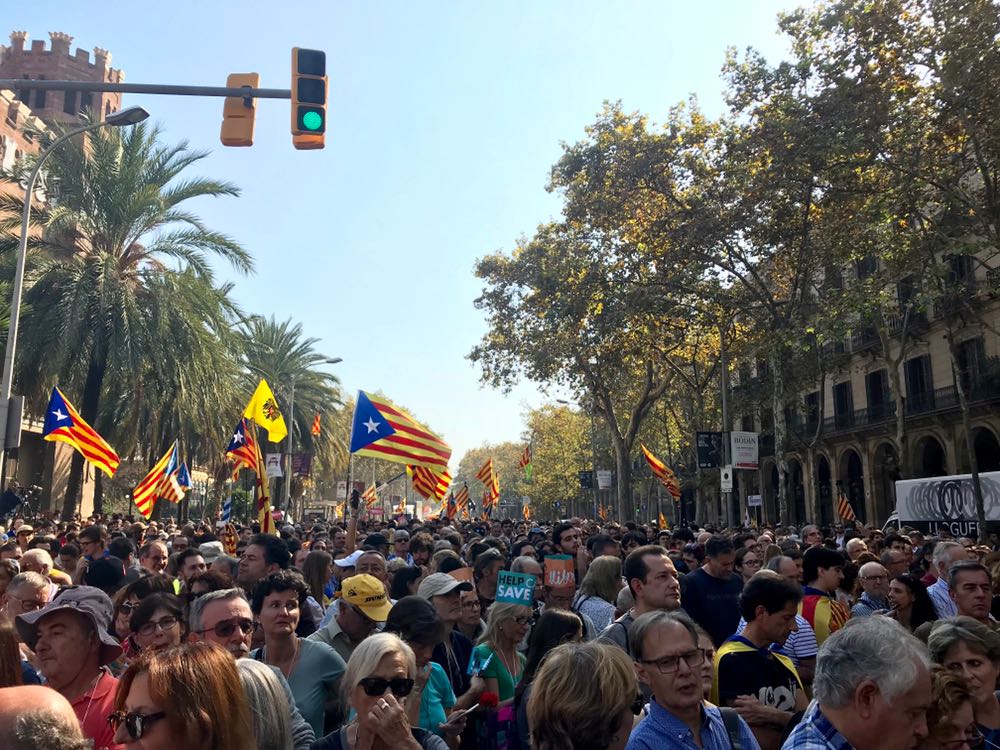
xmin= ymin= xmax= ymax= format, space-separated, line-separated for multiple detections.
xmin=927 ymin=577 xmax=958 ymax=619
xmin=782 ymin=701 xmax=854 ymax=750
xmin=626 ymin=699 xmax=760 ymax=750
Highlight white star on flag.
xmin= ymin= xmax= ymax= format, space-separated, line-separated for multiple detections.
xmin=232 ymin=432 xmax=243 ymax=444
xmin=52 ymin=408 xmax=68 ymax=422
xmin=363 ymin=418 xmax=380 ymax=434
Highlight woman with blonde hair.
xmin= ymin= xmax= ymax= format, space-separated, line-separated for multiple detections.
xmin=474 ymin=602 xmax=531 ymax=705
xmin=573 ymin=555 xmax=624 ymax=633
xmin=110 ymin=641 xmax=256 ymax=749
xmin=527 ymin=640 xmax=639 ymax=750
xmin=919 ymin=667 xmax=978 ymax=750
xmin=237 ymin=658 xmax=294 ymax=750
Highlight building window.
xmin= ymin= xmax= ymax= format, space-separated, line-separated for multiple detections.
xmin=956 ymin=337 xmax=986 ymax=397
xmin=856 ymin=255 xmax=877 ymax=279
xmin=946 ymin=254 xmax=974 ymax=286
xmin=905 ymin=355 xmax=934 ymax=412
xmin=33 ymin=77 xmax=46 ymax=109
xmin=16 ymin=75 xmax=29 ymax=105
xmin=741 ymin=415 xmax=753 ymax=432
xmin=866 ymin=369 xmax=890 ymax=420
xmin=804 ymin=391 xmax=820 ymax=428
xmin=63 ymin=90 xmax=77 ymax=115
xmin=105 ymin=100 xmax=112 ymax=117
xmin=79 ymin=92 xmax=92 ymax=114
xmin=897 ymin=275 xmax=917 ymax=306
xmin=833 ymin=381 xmax=854 ymax=428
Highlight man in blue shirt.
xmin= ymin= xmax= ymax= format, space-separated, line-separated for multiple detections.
xmin=782 ymin=617 xmax=931 ymax=750
xmin=626 ymin=610 xmax=759 ymax=750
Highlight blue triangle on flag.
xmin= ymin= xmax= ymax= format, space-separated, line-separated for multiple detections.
xmin=349 ymin=391 xmax=397 ymax=453
xmin=42 ymin=387 xmax=74 ymax=436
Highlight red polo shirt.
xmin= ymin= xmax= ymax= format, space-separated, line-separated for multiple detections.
xmin=70 ymin=668 xmax=123 ymax=750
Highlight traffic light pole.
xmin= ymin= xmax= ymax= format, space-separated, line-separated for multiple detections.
xmin=0 ymin=79 xmax=291 ymax=100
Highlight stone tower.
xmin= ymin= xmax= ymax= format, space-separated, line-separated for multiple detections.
xmin=0 ymin=31 xmax=125 ymax=126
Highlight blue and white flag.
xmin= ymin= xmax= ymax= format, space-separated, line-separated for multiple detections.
xmin=221 ymin=497 xmax=233 ymax=522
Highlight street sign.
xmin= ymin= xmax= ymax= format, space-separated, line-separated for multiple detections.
xmin=730 ymin=431 xmax=760 ymax=470
xmin=721 ymin=465 xmax=733 ymax=493
xmin=696 ymin=431 xmax=723 ymax=468
xmin=578 ymin=471 xmax=593 ymax=489
xmin=748 ymin=494 xmax=762 ymax=507
xmin=597 ymin=470 xmax=613 ymax=490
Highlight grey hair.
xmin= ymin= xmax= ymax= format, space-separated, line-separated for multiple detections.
xmin=927 ymin=616 xmax=1000 ymax=664
xmin=813 ymin=616 xmax=930 ymax=708
xmin=933 ymin=541 xmax=964 ymax=566
xmin=478 ymin=602 xmax=533 ymax=650
xmin=628 ymin=610 xmax=699 ymax=662
xmin=616 ymin=585 xmax=634 ymax=613
xmin=7 ymin=571 xmax=48 ymax=593
xmin=341 ymin=632 xmax=416 ymax=705
xmin=510 ymin=556 xmax=540 ymax=574
xmin=212 ymin=555 xmax=239 ymax=579
xmin=188 ymin=587 xmax=248 ymax=632
xmin=11 ymin=710 xmax=89 ymax=750
xmin=948 ymin=561 xmax=989 ymax=590
xmin=765 ymin=556 xmax=792 ymax=574
xmin=237 ymin=659 xmax=294 ymax=750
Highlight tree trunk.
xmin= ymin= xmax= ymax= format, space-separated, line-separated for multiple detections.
xmin=771 ymin=349 xmax=790 ymax=526
xmin=946 ymin=331 xmax=987 ymax=542
xmin=61 ymin=347 xmax=107 ymax=521
xmin=612 ymin=435 xmax=632 ymax=522
xmin=93 ymin=471 xmax=103 ymax=518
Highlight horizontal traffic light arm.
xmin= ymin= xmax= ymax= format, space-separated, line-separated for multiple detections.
xmin=0 ymin=79 xmax=292 ymax=99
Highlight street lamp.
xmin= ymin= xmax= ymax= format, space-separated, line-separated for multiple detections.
xmin=283 ymin=357 xmax=342 ymax=515
xmin=0 ymin=106 xmax=150 ymax=472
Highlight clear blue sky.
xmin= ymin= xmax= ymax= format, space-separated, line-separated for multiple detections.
xmin=11 ymin=2 xmax=800 ymax=467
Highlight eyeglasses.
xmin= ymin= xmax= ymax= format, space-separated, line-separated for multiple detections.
xmin=513 ymin=616 xmax=531 ymax=626
xmin=8 ymin=592 xmax=46 ymax=611
xmin=359 ymin=676 xmax=415 ymax=697
xmin=462 ymin=601 xmax=481 ymax=609
xmin=860 ymin=575 xmax=887 ymax=582
xmin=640 ymin=648 xmax=705 ymax=674
xmin=137 ymin=616 xmax=180 ymax=637
xmin=108 ymin=710 xmax=167 ymax=741
xmin=196 ymin=617 xmax=256 ymax=638
xmin=118 ymin=602 xmax=138 ymax=616
xmin=939 ymin=728 xmax=984 ymax=750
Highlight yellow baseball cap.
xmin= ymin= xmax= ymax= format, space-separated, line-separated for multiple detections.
xmin=340 ymin=573 xmax=392 ymax=621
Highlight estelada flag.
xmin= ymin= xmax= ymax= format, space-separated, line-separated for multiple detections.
xmin=226 ymin=418 xmax=258 ymax=480
xmin=641 ymin=444 xmax=681 ymax=500
xmin=161 ymin=462 xmax=191 ymax=504
xmin=349 ymin=391 xmax=451 ymax=472
xmin=243 ymin=379 xmax=288 ymax=443
xmin=42 ymin=387 xmax=119 ymax=477
xmin=133 ymin=442 xmax=178 ymax=519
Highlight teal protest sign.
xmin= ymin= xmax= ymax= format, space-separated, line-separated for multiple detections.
xmin=496 ymin=569 xmax=536 ymax=606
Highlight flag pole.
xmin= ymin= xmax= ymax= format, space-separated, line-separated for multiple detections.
xmin=346 ymin=453 xmax=354 ymax=525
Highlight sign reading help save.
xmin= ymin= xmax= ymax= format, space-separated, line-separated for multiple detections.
xmin=496 ymin=570 xmax=536 ymax=606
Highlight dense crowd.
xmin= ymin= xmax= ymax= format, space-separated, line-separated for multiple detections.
xmin=0 ymin=507 xmax=996 ymax=750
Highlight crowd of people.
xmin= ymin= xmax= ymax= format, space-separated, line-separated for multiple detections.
xmin=0 ymin=508 xmax=996 ymax=750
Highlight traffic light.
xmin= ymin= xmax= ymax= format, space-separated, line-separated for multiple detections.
xmin=291 ymin=47 xmax=327 ymax=149
xmin=220 ymin=73 xmax=259 ymax=147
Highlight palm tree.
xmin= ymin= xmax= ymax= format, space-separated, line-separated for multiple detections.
xmin=241 ymin=315 xmax=346 ymax=503
xmin=0 ymin=115 xmax=252 ymax=518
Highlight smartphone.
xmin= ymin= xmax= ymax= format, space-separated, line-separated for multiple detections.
xmin=349 ymin=489 xmax=360 ymax=511
xmin=443 ymin=705 xmax=479 ymax=725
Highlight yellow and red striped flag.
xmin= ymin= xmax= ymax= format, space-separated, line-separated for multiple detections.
xmin=133 ymin=442 xmax=178 ymax=519
xmin=310 ymin=413 xmax=321 ymax=436
xmin=395 ymin=496 xmax=406 ymax=515
xmin=658 ymin=512 xmax=668 ymax=529
xmin=408 ymin=465 xmax=452 ymax=501
xmin=641 ymin=444 xmax=681 ymax=501
xmin=522 ymin=503 xmax=531 ymax=520
xmin=476 ymin=458 xmax=500 ymax=509
xmin=161 ymin=463 xmax=192 ymax=504
xmin=453 ymin=483 xmax=469 ymax=513
xmin=837 ymin=488 xmax=856 ymax=522
xmin=42 ymin=387 xmax=120 ymax=477
xmin=362 ymin=484 xmax=379 ymax=507
xmin=598 ymin=505 xmax=609 ymax=521
xmin=246 ymin=421 xmax=275 ymax=535
xmin=350 ymin=391 xmax=451 ymax=472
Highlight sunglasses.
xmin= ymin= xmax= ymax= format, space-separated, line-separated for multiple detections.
xmin=118 ymin=602 xmax=138 ymax=616
xmin=108 ymin=710 xmax=167 ymax=741
xmin=359 ymin=676 xmax=415 ymax=697
xmin=196 ymin=617 xmax=256 ymax=638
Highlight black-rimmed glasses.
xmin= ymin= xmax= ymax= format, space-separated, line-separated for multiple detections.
xmin=108 ymin=710 xmax=167 ymax=741
xmin=640 ymin=648 xmax=705 ymax=674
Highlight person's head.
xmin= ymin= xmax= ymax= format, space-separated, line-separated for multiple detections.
xmin=139 ymin=541 xmax=169 ymax=575
xmin=623 ymin=545 xmax=680 ymax=612
xmin=933 ymin=542 xmax=967 ymax=580
xmin=801 ymin=524 xmax=823 ymax=547
xmin=858 ymin=562 xmax=890 ymax=600
xmin=803 ymin=546 xmax=846 ymax=592
xmin=923 ymin=668 xmax=976 ymax=750
xmin=176 ymin=548 xmax=207 ymax=584
xmin=187 ymin=569 xmax=235 ymax=602
xmin=341 ymin=633 xmax=417 ymax=732
xmin=170 ymin=534 xmax=189 ymax=553
xmin=188 ymin=589 xmax=256 ymax=659
xmin=338 ymin=573 xmax=394 ymax=643
xmin=813 ymin=617 xmax=931 ymax=750
xmin=846 ymin=537 xmax=869 ymax=561
xmin=0 ymin=685 xmax=89 ymax=750
xmin=112 ymin=642 xmax=255 ymax=750
xmin=473 ymin=549 xmax=504 ymax=588
xmin=511 ymin=555 xmax=544 ymax=601
xmin=14 ymin=526 xmax=32 ymax=549
xmin=19 ymin=549 xmax=53 ymax=577
xmin=16 ymin=586 xmax=122 ymax=693
xmin=417 ymin=571 xmax=474 ymax=625
xmin=57 ymin=544 xmax=80 ymax=573
xmin=518 ymin=607 xmax=584 ymax=701
xmin=107 ymin=536 xmax=136 ymax=566
xmin=553 ymin=522 xmax=582 ymax=555
xmin=481 ymin=602 xmax=532 ymax=649
xmin=681 ymin=543 xmax=704 ymax=571
xmin=740 ymin=570 xmax=802 ymax=647
xmin=236 ymin=658 xmax=294 ymax=750
xmin=389 ymin=565 xmax=425 ymax=601
xmin=384 ymin=596 xmax=446 ymax=667
xmin=703 ymin=535 xmax=736 ymax=579
xmin=355 ymin=551 xmax=388 ymax=585
xmin=734 ymin=545 xmax=762 ymax=583
xmin=391 ymin=529 xmax=410 ymax=557
xmin=527 ymin=640 xmax=637 ymax=750
xmin=579 ymin=554 xmax=624 ymax=604
xmin=2 ymin=571 xmax=49 ymax=619
xmin=301 ymin=549 xmax=334 ymax=604
xmin=237 ymin=534 xmax=290 ymax=587
xmin=928 ymin=616 xmax=1000 ymax=706
xmin=949 ymin=562 xmax=992 ymax=621
xmin=211 ymin=555 xmax=239 ymax=581
xmin=130 ymin=592 xmax=185 ymax=653
xmin=621 ymin=532 xmax=647 ymax=557
xmin=631 ymin=611 xmax=705 ymax=714
xmin=694 ymin=625 xmax=715 ymax=701
xmin=250 ymin=570 xmax=307 ymax=639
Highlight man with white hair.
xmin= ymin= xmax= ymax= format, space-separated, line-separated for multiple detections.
xmin=926 ymin=541 xmax=968 ymax=619
xmin=781 ymin=617 xmax=930 ymax=750
xmin=851 ymin=562 xmax=889 ymax=618
xmin=845 ymin=538 xmax=868 ymax=563
xmin=0 ymin=685 xmax=90 ymax=750
xmin=19 ymin=549 xmax=72 ymax=588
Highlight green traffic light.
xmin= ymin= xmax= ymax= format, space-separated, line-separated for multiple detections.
xmin=303 ymin=111 xmax=323 ymax=131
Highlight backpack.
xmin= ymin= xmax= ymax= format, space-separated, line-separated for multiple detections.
xmin=718 ymin=707 xmax=743 ymax=750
